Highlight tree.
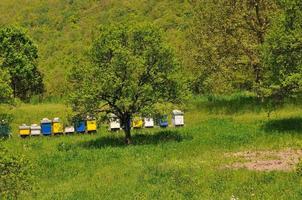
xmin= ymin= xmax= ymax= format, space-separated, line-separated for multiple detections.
xmin=0 ymin=68 xmax=13 ymax=138
xmin=69 ymin=23 xmax=182 ymax=144
xmin=260 ymin=0 xmax=302 ymax=107
xmin=190 ymin=0 xmax=277 ymax=94
xmin=0 ymin=26 xmax=44 ymax=101
xmin=0 ymin=68 xmax=12 ymax=103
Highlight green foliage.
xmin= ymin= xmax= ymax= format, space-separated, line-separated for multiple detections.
xmin=0 ymin=57 xmax=13 ymax=138
xmin=0 ymin=68 xmax=12 ymax=104
xmin=0 ymin=113 xmax=12 ymax=138
xmin=190 ymin=0 xmax=278 ymax=95
xmin=0 ymin=0 xmax=192 ymax=98
xmin=0 ymin=146 xmax=34 ymax=199
xmin=0 ymin=26 xmax=44 ymax=101
xmin=261 ymin=0 xmax=302 ymax=104
xmin=69 ymin=23 xmax=183 ymax=143
xmin=297 ymin=160 xmax=302 ymax=176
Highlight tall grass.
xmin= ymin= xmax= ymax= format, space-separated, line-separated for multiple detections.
xmin=1 ymin=95 xmax=302 ymax=199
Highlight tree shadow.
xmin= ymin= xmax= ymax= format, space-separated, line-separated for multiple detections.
xmin=201 ymin=94 xmax=302 ymax=115
xmin=263 ymin=117 xmax=302 ymax=133
xmin=194 ymin=95 xmax=265 ymax=114
xmin=78 ymin=130 xmax=192 ymax=149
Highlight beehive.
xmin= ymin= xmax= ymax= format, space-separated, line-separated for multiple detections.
xmin=159 ymin=115 xmax=168 ymax=128
xmin=144 ymin=117 xmax=154 ymax=128
xmin=30 ymin=124 xmax=41 ymax=136
xmin=132 ymin=117 xmax=143 ymax=129
xmin=53 ymin=117 xmax=63 ymax=135
xmin=172 ymin=110 xmax=184 ymax=127
xmin=75 ymin=121 xmax=86 ymax=133
xmin=19 ymin=124 xmax=30 ymax=137
xmin=0 ymin=121 xmax=10 ymax=137
xmin=41 ymin=118 xmax=52 ymax=136
xmin=64 ymin=126 xmax=75 ymax=134
xmin=86 ymin=117 xmax=97 ymax=133
xmin=108 ymin=114 xmax=121 ymax=131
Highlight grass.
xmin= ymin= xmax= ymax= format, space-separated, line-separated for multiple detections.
xmin=1 ymin=96 xmax=302 ymax=199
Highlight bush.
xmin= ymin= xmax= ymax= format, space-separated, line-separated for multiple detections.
xmin=0 ymin=114 xmax=12 ymax=138
xmin=296 ymin=160 xmax=302 ymax=176
xmin=0 ymin=146 xmax=34 ymax=199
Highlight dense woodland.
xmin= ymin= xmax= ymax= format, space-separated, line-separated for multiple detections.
xmin=0 ymin=0 xmax=193 ymax=98
xmin=1 ymin=0 xmax=301 ymax=101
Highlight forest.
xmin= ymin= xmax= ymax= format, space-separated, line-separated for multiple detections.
xmin=1 ymin=0 xmax=302 ymax=199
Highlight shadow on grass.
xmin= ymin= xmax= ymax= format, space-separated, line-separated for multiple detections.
xmin=194 ymin=95 xmax=264 ymax=114
xmin=79 ymin=130 xmax=191 ymax=149
xmin=263 ymin=117 xmax=302 ymax=133
xmin=193 ymin=93 xmax=302 ymax=114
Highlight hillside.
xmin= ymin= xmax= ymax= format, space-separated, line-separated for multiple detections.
xmin=0 ymin=0 xmax=192 ymax=97
xmin=1 ymin=1 xmax=302 ymax=198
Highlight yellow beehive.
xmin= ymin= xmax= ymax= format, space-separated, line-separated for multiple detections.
xmin=132 ymin=117 xmax=143 ymax=129
xmin=53 ymin=118 xmax=63 ymax=134
xmin=87 ymin=119 xmax=97 ymax=132
xmin=19 ymin=124 xmax=30 ymax=137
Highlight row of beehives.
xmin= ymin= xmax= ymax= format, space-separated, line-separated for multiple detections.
xmin=18 ymin=110 xmax=184 ymax=137
xmin=109 ymin=110 xmax=184 ymax=130
xmin=18 ymin=117 xmax=97 ymax=137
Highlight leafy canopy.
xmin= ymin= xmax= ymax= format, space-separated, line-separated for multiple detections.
xmin=0 ymin=0 xmax=192 ymax=97
xmin=190 ymin=0 xmax=277 ymax=94
xmin=0 ymin=52 xmax=12 ymax=138
xmin=69 ymin=23 xmax=182 ymax=143
xmin=0 ymin=68 xmax=12 ymax=104
xmin=261 ymin=0 xmax=302 ymax=102
xmin=0 ymin=26 xmax=44 ymax=101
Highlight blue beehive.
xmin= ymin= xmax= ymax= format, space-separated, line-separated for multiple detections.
xmin=0 ymin=124 xmax=10 ymax=137
xmin=0 ymin=121 xmax=10 ymax=138
xmin=75 ymin=121 xmax=86 ymax=133
xmin=41 ymin=118 xmax=52 ymax=136
xmin=159 ymin=115 xmax=168 ymax=128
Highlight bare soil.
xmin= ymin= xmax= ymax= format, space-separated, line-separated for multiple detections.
xmin=225 ymin=149 xmax=302 ymax=171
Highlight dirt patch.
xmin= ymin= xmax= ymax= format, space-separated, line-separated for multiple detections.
xmin=225 ymin=149 xmax=302 ymax=171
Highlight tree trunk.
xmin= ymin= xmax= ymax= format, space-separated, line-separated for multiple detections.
xmin=124 ymin=128 xmax=132 ymax=145
xmin=122 ymin=114 xmax=132 ymax=145
xmin=253 ymin=63 xmax=261 ymax=84
xmin=13 ymin=78 xmax=17 ymax=99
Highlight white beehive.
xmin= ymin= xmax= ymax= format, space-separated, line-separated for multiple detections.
xmin=172 ymin=110 xmax=184 ymax=127
xmin=64 ymin=126 xmax=75 ymax=134
xmin=144 ymin=117 xmax=154 ymax=128
xmin=30 ymin=124 xmax=41 ymax=136
xmin=108 ymin=114 xmax=121 ymax=131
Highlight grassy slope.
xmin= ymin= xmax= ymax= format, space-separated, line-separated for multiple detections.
xmin=0 ymin=0 xmax=192 ymax=97
xmin=2 ymin=98 xmax=302 ymax=199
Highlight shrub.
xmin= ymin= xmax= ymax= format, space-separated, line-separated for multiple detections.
xmin=296 ymin=160 xmax=302 ymax=176
xmin=0 ymin=114 xmax=12 ymax=138
xmin=0 ymin=146 xmax=34 ymax=199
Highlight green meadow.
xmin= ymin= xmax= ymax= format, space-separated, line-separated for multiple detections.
xmin=1 ymin=1 xmax=302 ymax=199
xmin=2 ymin=96 xmax=302 ymax=199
